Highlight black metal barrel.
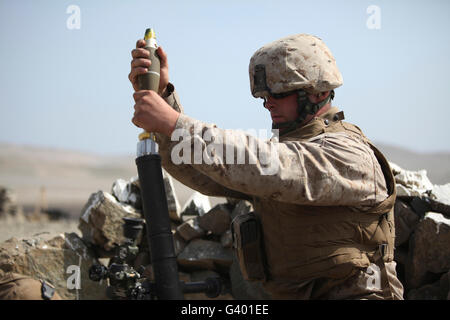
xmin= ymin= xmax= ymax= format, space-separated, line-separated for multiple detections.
xmin=136 ymin=154 xmax=184 ymax=299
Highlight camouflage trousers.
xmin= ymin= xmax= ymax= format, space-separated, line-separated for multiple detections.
xmin=263 ymin=262 xmax=404 ymax=300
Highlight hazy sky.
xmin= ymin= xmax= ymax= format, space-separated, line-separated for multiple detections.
xmin=0 ymin=0 xmax=449 ymax=156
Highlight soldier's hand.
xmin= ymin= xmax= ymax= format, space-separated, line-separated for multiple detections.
xmin=132 ymin=90 xmax=179 ymax=136
xmin=128 ymin=39 xmax=169 ymax=96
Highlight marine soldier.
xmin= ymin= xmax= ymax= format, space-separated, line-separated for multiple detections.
xmin=129 ymin=33 xmax=404 ymax=299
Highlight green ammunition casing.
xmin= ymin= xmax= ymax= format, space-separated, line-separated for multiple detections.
xmin=138 ymin=28 xmax=160 ymax=92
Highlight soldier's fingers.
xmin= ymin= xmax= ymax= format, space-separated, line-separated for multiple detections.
xmin=131 ymin=58 xmax=151 ymax=69
xmin=157 ymin=46 xmax=168 ymax=68
xmin=132 ymin=114 xmax=142 ymax=128
xmin=131 ymin=48 xmax=150 ymax=59
xmin=128 ymin=67 xmax=148 ymax=83
xmin=136 ymin=39 xmax=146 ymax=48
xmin=133 ymin=90 xmax=151 ymax=103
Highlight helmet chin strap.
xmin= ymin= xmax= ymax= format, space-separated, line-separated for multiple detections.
xmin=272 ymin=90 xmax=334 ymax=134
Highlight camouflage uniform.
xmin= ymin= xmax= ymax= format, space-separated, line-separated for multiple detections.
xmin=153 ymin=34 xmax=404 ymax=300
xmin=0 ymin=272 xmax=61 ymax=300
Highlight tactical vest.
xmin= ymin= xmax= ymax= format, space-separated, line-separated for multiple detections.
xmin=253 ymin=107 xmax=397 ymax=298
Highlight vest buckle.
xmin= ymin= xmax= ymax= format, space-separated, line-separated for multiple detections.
xmin=379 ymin=243 xmax=388 ymax=259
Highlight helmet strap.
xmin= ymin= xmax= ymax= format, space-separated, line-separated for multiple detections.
xmin=296 ymin=89 xmax=334 ymax=123
xmin=272 ymin=90 xmax=334 ymax=134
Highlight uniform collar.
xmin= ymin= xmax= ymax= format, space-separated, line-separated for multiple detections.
xmin=279 ymin=106 xmax=343 ymax=141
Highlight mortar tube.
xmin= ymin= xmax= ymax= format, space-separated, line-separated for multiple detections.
xmin=135 ymin=28 xmax=184 ymax=300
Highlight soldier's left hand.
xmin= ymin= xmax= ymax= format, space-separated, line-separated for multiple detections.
xmin=132 ymin=90 xmax=180 ymax=136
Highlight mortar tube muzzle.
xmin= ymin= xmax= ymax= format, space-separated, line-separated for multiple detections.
xmin=137 ymin=132 xmax=159 ymax=158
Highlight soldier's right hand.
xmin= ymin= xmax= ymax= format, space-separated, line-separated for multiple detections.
xmin=128 ymin=39 xmax=170 ymax=96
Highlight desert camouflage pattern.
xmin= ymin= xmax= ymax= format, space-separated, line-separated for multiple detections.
xmin=155 ymin=84 xmax=251 ymax=201
xmin=249 ymin=34 xmax=343 ymax=97
xmin=156 ymin=86 xmax=387 ymax=208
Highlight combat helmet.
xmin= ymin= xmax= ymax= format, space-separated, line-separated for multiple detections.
xmin=249 ymin=34 xmax=343 ymax=131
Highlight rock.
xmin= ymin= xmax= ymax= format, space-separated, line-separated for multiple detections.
xmin=181 ymin=192 xmax=211 ymax=217
xmin=394 ymin=247 xmax=408 ymax=286
xmin=390 ymin=162 xmax=443 ymax=199
xmin=176 ymin=218 xmax=205 ymax=242
xmin=0 ymin=233 xmax=108 ymax=300
xmin=220 ymin=230 xmax=233 ymax=248
xmin=405 ymin=212 xmax=450 ymax=289
xmin=162 ymin=170 xmax=182 ymax=222
xmin=407 ymin=281 xmax=441 ymax=300
xmin=78 ymin=191 xmax=142 ymax=252
xmin=394 ymin=247 xmax=408 ymax=266
xmin=173 ymin=233 xmax=187 ymax=257
xmin=396 ymin=184 xmax=421 ymax=197
xmin=181 ymin=215 xmax=198 ymax=223
xmin=391 ymin=162 xmax=450 ymax=210
xmin=177 ymin=239 xmax=233 ymax=272
xmin=111 ymin=172 xmax=181 ymax=222
xmin=230 ymin=200 xmax=253 ymax=220
xmin=393 ymin=165 xmax=434 ymax=195
xmin=407 ymin=271 xmax=450 ymax=300
xmin=431 ymin=183 xmax=450 ymax=206
xmin=111 ymin=177 xmax=141 ymax=209
xmin=197 ymin=204 xmax=231 ymax=235
xmin=189 ymin=269 xmax=222 ymax=283
xmin=226 ymin=197 xmax=241 ymax=210
xmin=394 ymin=199 xmax=421 ymax=246
xmin=388 ymin=162 xmax=403 ymax=176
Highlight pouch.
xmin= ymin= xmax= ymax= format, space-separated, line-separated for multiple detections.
xmin=231 ymin=212 xmax=267 ymax=281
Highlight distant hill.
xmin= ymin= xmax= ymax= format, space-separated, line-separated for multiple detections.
xmin=0 ymin=142 xmax=449 ymax=217
xmin=0 ymin=143 xmax=134 ymax=217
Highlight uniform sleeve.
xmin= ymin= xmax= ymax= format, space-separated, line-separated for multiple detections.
xmin=169 ymin=113 xmax=389 ymax=207
xmin=154 ymin=84 xmax=251 ymax=201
